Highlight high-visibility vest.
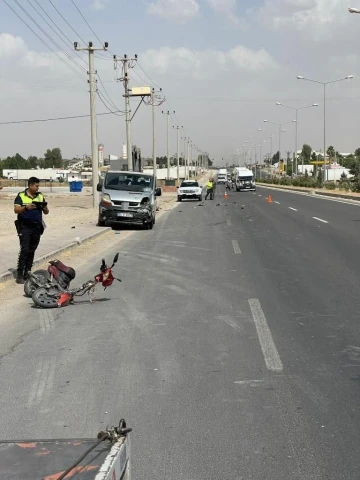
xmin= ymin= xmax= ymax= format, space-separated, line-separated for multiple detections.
xmin=206 ymin=181 xmax=213 ymax=190
xmin=17 ymin=191 xmax=44 ymax=205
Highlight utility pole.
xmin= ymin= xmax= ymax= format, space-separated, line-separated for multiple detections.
xmin=182 ymin=136 xmax=187 ymax=179
xmin=74 ymin=41 xmax=108 ymax=208
xmin=162 ymin=111 xmax=175 ymax=179
xmin=173 ymin=126 xmax=183 ymax=183
xmin=114 ymin=54 xmax=138 ymax=170
xmin=187 ymin=139 xmax=191 ymax=179
xmin=152 ymin=88 xmax=156 ymax=177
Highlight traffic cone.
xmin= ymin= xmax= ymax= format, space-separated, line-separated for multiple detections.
xmin=267 ymin=194 xmax=273 ymax=203
xmin=224 ymin=191 xmax=228 ymax=200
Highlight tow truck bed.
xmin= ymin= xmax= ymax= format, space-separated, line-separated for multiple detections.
xmin=0 ymin=436 xmax=130 ymax=480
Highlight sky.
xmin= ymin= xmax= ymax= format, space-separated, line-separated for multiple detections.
xmin=0 ymin=0 xmax=360 ymax=165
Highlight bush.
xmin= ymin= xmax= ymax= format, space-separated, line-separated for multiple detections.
xmin=280 ymin=177 xmax=292 ymax=185
xmin=324 ymin=182 xmax=336 ymax=190
xmin=350 ymin=181 xmax=360 ymax=192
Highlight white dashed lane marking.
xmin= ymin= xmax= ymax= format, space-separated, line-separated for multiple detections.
xmin=313 ymin=217 xmax=328 ymax=224
xmin=232 ymin=240 xmax=241 ymax=254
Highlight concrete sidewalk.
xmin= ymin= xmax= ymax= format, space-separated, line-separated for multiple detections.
xmin=0 ymin=193 xmax=177 ymax=283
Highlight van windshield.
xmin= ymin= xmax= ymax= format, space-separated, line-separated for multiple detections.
xmin=105 ymin=173 xmax=154 ymax=192
xmin=239 ymin=176 xmax=253 ymax=181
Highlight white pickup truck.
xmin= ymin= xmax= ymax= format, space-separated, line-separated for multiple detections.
xmin=177 ymin=180 xmax=203 ymax=202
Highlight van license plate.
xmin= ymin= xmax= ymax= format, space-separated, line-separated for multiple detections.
xmin=117 ymin=212 xmax=133 ymax=218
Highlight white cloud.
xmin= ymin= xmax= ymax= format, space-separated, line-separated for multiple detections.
xmin=90 ymin=0 xmax=110 ymax=11
xmin=0 ymin=33 xmax=26 ymax=59
xmin=258 ymin=0 xmax=352 ymax=36
xmin=206 ymin=0 xmax=239 ymax=23
xmin=140 ymin=44 xmax=278 ymax=78
xmin=147 ymin=0 xmax=200 ymax=22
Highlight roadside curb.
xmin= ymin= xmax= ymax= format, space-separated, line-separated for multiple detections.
xmin=0 ymin=227 xmax=111 ymax=284
xmin=257 ymin=183 xmax=360 ymax=202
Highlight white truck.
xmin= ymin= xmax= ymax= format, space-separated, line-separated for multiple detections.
xmin=233 ymin=167 xmax=256 ymax=192
xmin=3 ymin=168 xmax=68 ymax=181
xmin=217 ymin=168 xmax=227 ymax=184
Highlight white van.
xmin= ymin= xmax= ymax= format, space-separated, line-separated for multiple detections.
xmin=234 ymin=167 xmax=256 ymax=192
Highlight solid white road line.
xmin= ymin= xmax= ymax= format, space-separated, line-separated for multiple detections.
xmin=312 ymin=216 xmax=328 ymax=224
xmin=248 ymin=299 xmax=283 ymax=372
xmin=258 ymin=185 xmax=360 ymax=207
xmin=289 ymin=207 xmax=298 ymax=211
xmin=232 ymin=240 xmax=241 ymax=254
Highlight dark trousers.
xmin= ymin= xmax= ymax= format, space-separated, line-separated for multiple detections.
xmin=205 ymin=188 xmax=214 ymax=200
xmin=17 ymin=225 xmax=42 ymax=275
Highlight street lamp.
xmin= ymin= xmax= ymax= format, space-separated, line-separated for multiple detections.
xmin=276 ymin=102 xmax=318 ymax=176
xmin=263 ymin=119 xmax=295 ymax=175
xmin=297 ymin=75 xmax=353 ymax=181
xmin=258 ymin=129 xmax=273 ymax=161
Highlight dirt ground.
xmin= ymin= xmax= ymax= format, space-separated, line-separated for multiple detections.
xmin=0 ymin=191 xmax=176 ymax=242
xmin=0 ymin=192 xmax=178 ymax=305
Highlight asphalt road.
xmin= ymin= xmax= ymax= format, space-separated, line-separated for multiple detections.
xmin=0 ymin=185 xmax=359 ymax=479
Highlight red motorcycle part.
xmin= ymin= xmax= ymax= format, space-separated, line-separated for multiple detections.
xmin=57 ymin=292 xmax=73 ymax=308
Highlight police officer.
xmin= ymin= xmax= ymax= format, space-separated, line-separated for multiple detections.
xmin=14 ymin=177 xmax=49 ymax=284
xmin=205 ymin=178 xmax=214 ymax=200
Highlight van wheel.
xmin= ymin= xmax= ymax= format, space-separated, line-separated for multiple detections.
xmin=177 ymin=196 xmax=182 ymax=202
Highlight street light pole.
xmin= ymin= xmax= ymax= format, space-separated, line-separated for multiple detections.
xmin=264 ymin=119 xmax=296 ymax=175
xmin=162 ymin=110 xmax=175 ymax=179
xmin=173 ymin=126 xmax=183 ymax=184
xmin=276 ymin=102 xmax=318 ymax=176
xmin=297 ymin=75 xmax=353 ymax=182
xmin=258 ymin=129 xmax=273 ymax=162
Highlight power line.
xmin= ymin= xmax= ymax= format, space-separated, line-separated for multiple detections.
xmin=97 ymin=89 xmax=124 ymax=117
xmin=136 ymin=61 xmax=161 ymax=89
xmin=70 ymin=0 xmax=104 ymax=46
xmin=11 ymin=0 xmax=87 ymax=77
xmin=46 ymin=0 xmax=86 ymax=45
xmin=31 ymin=0 xmax=88 ymax=68
xmin=0 ymin=110 xmax=124 ymax=125
xmin=3 ymin=0 xmax=86 ymax=82
xmin=97 ymin=74 xmax=122 ymax=111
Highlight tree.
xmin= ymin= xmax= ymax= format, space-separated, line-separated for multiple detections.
xmin=301 ymin=144 xmax=312 ymax=164
xmin=327 ymin=145 xmax=335 ymax=160
xmin=349 ymin=160 xmax=360 ymax=179
xmin=355 ymin=148 xmax=360 ymax=157
xmin=44 ymin=148 xmax=63 ymax=168
xmin=317 ymin=169 xmax=323 ymax=186
xmin=311 ymin=152 xmax=317 ymax=162
xmin=272 ymin=151 xmax=280 ymax=164
xmin=27 ymin=156 xmax=38 ymax=169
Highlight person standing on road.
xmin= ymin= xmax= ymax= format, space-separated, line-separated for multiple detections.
xmin=14 ymin=177 xmax=49 ymax=284
xmin=205 ymin=178 xmax=214 ymax=200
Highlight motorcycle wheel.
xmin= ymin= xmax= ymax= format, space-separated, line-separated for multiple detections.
xmin=24 ymin=269 xmax=50 ymax=298
xmin=32 ymin=287 xmax=60 ymax=309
